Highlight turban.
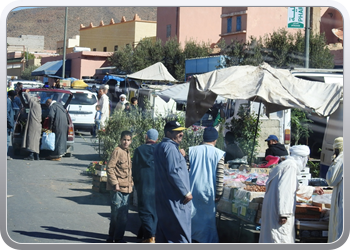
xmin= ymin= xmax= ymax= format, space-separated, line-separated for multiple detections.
xmin=119 ymin=94 xmax=126 ymax=99
xmin=333 ymin=137 xmax=343 ymax=153
xmin=289 ymin=145 xmax=310 ymax=157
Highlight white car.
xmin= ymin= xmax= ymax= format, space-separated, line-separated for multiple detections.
xmin=67 ymin=89 xmax=98 ymax=134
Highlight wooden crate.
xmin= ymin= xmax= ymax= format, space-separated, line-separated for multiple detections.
xmin=92 ymin=180 xmax=108 ymax=193
xmin=92 ymin=175 xmax=107 ymax=182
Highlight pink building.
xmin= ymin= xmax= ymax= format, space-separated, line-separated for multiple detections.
xmin=37 ymin=51 xmax=112 ymax=84
xmin=157 ymin=7 xmax=222 ymax=47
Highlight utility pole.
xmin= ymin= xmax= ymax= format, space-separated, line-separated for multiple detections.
xmin=62 ymin=7 xmax=68 ymax=78
xmin=304 ymin=7 xmax=310 ymax=68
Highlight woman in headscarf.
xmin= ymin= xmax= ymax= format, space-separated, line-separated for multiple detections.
xmin=326 ymin=137 xmax=343 ymax=243
xmin=114 ymin=94 xmax=129 ymax=112
xmin=259 ymin=145 xmax=324 ymax=243
xmin=22 ymin=89 xmax=42 ymax=160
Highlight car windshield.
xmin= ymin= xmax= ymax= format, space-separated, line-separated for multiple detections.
xmin=70 ymin=92 xmax=97 ymax=105
xmin=21 ymin=90 xmax=71 ymax=106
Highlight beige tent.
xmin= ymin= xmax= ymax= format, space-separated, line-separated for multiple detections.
xmin=127 ymin=62 xmax=178 ymax=82
xmin=185 ymin=62 xmax=343 ymax=127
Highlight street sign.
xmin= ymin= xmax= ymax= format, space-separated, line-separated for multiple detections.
xmin=288 ymin=7 xmax=305 ymax=28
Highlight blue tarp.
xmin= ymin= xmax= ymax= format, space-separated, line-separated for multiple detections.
xmin=31 ymin=60 xmax=71 ymax=76
xmin=102 ymin=74 xmax=125 ymax=84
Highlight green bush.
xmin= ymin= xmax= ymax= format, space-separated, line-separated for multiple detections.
xmin=98 ymin=101 xmax=205 ymax=161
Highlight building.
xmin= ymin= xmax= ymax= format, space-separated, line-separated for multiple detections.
xmin=79 ymin=14 xmax=156 ymax=52
xmin=7 ymin=35 xmax=45 ymax=52
xmin=33 ymin=51 xmax=112 ymax=85
xmin=56 ymin=35 xmax=80 ymax=55
xmin=157 ymin=7 xmax=222 ymax=48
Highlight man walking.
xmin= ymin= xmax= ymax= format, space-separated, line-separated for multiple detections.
xmin=45 ymin=99 xmax=69 ymax=161
xmin=153 ymin=121 xmax=192 ymax=243
xmin=132 ymin=129 xmax=159 ymax=243
xmin=98 ymin=85 xmax=110 ymax=129
xmin=189 ymin=127 xmax=225 ymax=243
xmin=106 ymin=131 xmax=133 ymax=243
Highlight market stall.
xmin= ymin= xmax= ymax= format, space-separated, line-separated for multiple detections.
xmin=216 ymin=164 xmax=333 ymax=243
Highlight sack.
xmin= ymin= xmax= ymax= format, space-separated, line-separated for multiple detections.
xmin=40 ymin=131 xmax=55 ymax=151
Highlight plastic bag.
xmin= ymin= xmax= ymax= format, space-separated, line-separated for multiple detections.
xmin=40 ymin=131 xmax=55 ymax=151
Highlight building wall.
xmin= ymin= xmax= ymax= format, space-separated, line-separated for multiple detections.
xmin=320 ymin=7 xmax=343 ymax=44
xmin=39 ymin=51 xmax=112 ymax=80
xmin=157 ymin=7 xmax=221 ymax=47
xmin=221 ymin=7 xmax=302 ymax=45
xmin=57 ymin=35 xmax=80 ymax=54
xmin=7 ymin=35 xmax=45 ymax=52
xmin=79 ymin=19 xmax=156 ymax=52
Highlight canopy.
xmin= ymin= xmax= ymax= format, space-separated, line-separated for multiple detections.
xmin=31 ymin=60 xmax=71 ymax=77
xmin=185 ymin=62 xmax=343 ymax=127
xmin=127 ymin=62 xmax=178 ymax=82
xmin=156 ymin=82 xmax=225 ymax=104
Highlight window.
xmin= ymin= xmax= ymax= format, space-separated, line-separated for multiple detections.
xmin=103 ymin=47 xmax=107 ymax=52
xmin=227 ymin=17 xmax=232 ymax=33
xmin=114 ymin=45 xmax=118 ymax=51
xmin=93 ymin=48 xmax=96 ymax=51
xmin=166 ymin=24 xmax=171 ymax=38
xmin=236 ymin=16 xmax=241 ymax=31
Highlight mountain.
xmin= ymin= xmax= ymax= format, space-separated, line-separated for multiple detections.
xmin=6 ymin=6 xmax=157 ymax=50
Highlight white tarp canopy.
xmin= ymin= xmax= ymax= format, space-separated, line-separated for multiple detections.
xmin=155 ymin=82 xmax=226 ymax=104
xmin=127 ymin=62 xmax=178 ymax=82
xmin=185 ymin=62 xmax=343 ymax=127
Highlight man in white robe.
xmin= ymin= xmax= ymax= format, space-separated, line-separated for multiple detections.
xmin=259 ymin=145 xmax=324 ymax=243
xmin=326 ymin=137 xmax=343 ymax=243
xmin=98 ymin=85 xmax=110 ymax=129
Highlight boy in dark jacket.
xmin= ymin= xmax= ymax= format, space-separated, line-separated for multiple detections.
xmin=265 ymin=135 xmax=289 ymax=158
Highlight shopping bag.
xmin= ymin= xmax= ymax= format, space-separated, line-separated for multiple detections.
xmin=40 ymin=131 xmax=55 ymax=151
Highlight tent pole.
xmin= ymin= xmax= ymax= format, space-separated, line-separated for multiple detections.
xmin=249 ymin=101 xmax=262 ymax=165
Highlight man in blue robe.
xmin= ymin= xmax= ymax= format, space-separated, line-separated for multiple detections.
xmin=153 ymin=121 xmax=192 ymax=243
xmin=189 ymin=127 xmax=225 ymax=243
xmin=132 ymin=129 xmax=159 ymax=243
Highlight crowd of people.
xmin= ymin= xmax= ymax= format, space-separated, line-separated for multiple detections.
xmin=105 ymin=119 xmax=343 ymax=244
xmin=7 ymin=81 xmax=343 ymax=244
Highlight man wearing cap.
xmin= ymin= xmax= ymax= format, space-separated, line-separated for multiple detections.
xmin=132 ymin=129 xmax=159 ymax=243
xmin=189 ymin=127 xmax=225 ymax=243
xmin=259 ymin=145 xmax=324 ymax=243
xmin=153 ymin=121 xmax=192 ymax=243
xmin=265 ymin=134 xmax=289 ymax=158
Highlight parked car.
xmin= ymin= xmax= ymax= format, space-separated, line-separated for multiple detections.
xmin=67 ymin=89 xmax=98 ymax=134
xmin=10 ymin=80 xmax=44 ymax=89
xmin=11 ymin=88 xmax=75 ymax=157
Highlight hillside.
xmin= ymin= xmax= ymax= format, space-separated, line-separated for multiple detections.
xmin=6 ymin=6 xmax=157 ymax=50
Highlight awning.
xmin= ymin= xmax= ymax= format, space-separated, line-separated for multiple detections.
xmin=127 ymin=62 xmax=178 ymax=82
xmin=31 ymin=60 xmax=71 ymax=77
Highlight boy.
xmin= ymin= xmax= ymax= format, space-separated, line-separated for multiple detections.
xmin=106 ymin=131 xmax=133 ymax=243
xmin=93 ymin=105 xmax=101 ymax=137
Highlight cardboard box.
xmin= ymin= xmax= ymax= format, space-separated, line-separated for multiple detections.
xmin=297 ymin=173 xmax=312 ymax=179
xmin=248 ymin=202 xmax=259 ymax=210
xmin=295 ymin=219 xmax=329 ymax=230
xmin=217 ymin=198 xmax=232 ymax=214
xmin=232 ymin=203 xmax=239 ymax=214
xmin=298 ymin=179 xmax=309 ymax=186
xmin=300 ymin=167 xmax=310 ymax=174
xmin=239 ymin=166 xmax=271 ymax=174
xmin=312 ymin=201 xmax=331 ymax=209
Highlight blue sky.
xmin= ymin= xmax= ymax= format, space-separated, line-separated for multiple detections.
xmin=12 ymin=7 xmax=39 ymax=11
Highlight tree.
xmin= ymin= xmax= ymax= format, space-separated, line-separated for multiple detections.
xmin=132 ymin=38 xmax=164 ymax=72
xmin=225 ymin=104 xmax=262 ymax=162
xmin=20 ymin=65 xmax=39 ymax=80
xmin=291 ymin=108 xmax=313 ymax=145
xmin=108 ymin=45 xmax=134 ymax=74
